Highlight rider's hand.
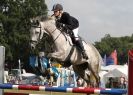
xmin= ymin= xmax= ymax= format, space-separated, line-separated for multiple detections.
xmin=62 ymin=25 xmax=68 ymax=31
xmin=56 ymin=21 xmax=63 ymax=29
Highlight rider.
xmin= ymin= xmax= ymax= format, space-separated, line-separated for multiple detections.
xmin=52 ymin=3 xmax=88 ymax=60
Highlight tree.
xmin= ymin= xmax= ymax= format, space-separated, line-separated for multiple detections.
xmin=0 ymin=0 xmax=48 ymax=70
xmin=95 ymin=34 xmax=133 ymax=64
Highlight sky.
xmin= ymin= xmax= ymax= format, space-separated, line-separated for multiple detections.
xmin=45 ymin=0 xmax=133 ymax=43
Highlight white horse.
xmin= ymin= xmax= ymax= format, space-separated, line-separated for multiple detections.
xmin=30 ymin=16 xmax=103 ymax=87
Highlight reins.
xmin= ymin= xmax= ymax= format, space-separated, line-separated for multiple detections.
xmin=51 ymin=28 xmax=63 ymax=42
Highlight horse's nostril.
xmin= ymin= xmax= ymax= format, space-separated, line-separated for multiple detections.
xmin=30 ymin=44 xmax=35 ymax=49
xmin=31 ymin=46 xmax=34 ymax=49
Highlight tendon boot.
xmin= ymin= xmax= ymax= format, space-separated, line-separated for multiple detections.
xmin=76 ymin=40 xmax=88 ymax=60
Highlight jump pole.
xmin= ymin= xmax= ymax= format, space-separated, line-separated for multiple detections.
xmin=0 ymin=84 xmax=127 ymax=94
xmin=0 ymin=46 xmax=5 ymax=95
xmin=128 ymin=50 xmax=133 ymax=95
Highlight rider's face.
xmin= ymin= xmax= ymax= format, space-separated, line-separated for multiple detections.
xmin=53 ymin=10 xmax=60 ymax=17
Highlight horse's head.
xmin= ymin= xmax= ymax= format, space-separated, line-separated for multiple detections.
xmin=30 ymin=20 xmax=47 ymax=49
xmin=30 ymin=18 xmax=56 ymax=51
xmin=30 ymin=16 xmax=57 ymax=49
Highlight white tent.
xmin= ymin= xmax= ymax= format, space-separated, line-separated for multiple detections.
xmin=99 ymin=71 xmax=108 ymax=88
xmin=101 ymin=64 xmax=128 ymax=71
xmin=100 ymin=64 xmax=128 ymax=87
xmin=104 ymin=68 xmax=127 ymax=79
xmin=21 ymin=73 xmax=37 ymax=78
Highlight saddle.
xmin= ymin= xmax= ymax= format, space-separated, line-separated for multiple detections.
xmin=60 ymin=27 xmax=88 ymax=60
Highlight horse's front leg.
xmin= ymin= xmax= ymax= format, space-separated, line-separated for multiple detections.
xmin=47 ymin=51 xmax=65 ymax=61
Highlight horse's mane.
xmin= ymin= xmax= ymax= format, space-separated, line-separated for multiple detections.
xmin=31 ymin=15 xmax=55 ymax=22
xmin=30 ymin=15 xmax=55 ymax=28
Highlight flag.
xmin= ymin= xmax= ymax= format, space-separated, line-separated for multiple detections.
xmin=106 ymin=56 xmax=114 ymax=66
xmin=102 ymin=54 xmax=107 ymax=66
xmin=110 ymin=50 xmax=118 ymax=65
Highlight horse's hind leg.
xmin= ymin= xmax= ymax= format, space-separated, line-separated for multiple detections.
xmin=72 ymin=64 xmax=91 ymax=87
xmin=73 ymin=64 xmax=94 ymax=95
xmin=88 ymin=63 xmax=100 ymax=87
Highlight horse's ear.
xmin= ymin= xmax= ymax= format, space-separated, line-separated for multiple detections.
xmin=36 ymin=20 xmax=39 ymax=26
xmin=30 ymin=19 xmax=34 ymax=24
xmin=30 ymin=19 xmax=39 ymax=27
xmin=30 ymin=19 xmax=34 ymax=26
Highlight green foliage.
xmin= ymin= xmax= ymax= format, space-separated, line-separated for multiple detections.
xmin=0 ymin=0 xmax=48 ymax=69
xmin=95 ymin=34 xmax=133 ymax=64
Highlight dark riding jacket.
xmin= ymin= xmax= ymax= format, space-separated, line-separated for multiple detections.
xmin=57 ymin=12 xmax=79 ymax=30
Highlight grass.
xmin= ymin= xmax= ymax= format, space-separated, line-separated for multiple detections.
xmin=4 ymin=89 xmax=87 ymax=95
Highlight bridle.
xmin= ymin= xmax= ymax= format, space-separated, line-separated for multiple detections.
xmin=31 ymin=24 xmax=42 ymax=43
xmin=31 ymin=20 xmax=63 ymax=48
xmin=36 ymin=23 xmax=62 ymax=43
xmin=51 ymin=28 xmax=62 ymax=42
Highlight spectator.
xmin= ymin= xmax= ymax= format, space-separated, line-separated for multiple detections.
xmin=120 ymin=76 xmax=126 ymax=89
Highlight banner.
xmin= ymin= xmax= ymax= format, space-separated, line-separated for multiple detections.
xmin=102 ymin=54 xmax=106 ymax=66
xmin=106 ymin=56 xmax=114 ymax=66
xmin=110 ymin=50 xmax=118 ymax=65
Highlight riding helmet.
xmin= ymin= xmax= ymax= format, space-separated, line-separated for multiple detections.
xmin=52 ymin=3 xmax=63 ymax=11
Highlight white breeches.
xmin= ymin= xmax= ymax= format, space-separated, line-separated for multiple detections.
xmin=73 ymin=27 xmax=79 ymax=40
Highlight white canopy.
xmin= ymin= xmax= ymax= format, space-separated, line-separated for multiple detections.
xmin=100 ymin=64 xmax=128 ymax=87
xmin=21 ymin=73 xmax=37 ymax=78
xmin=101 ymin=64 xmax=128 ymax=72
xmin=104 ymin=68 xmax=128 ymax=79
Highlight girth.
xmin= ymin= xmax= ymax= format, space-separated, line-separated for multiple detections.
xmin=60 ymin=46 xmax=75 ymax=67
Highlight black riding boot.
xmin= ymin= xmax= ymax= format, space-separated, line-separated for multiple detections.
xmin=76 ymin=40 xmax=88 ymax=60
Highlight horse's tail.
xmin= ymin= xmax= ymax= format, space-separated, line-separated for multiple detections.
xmin=90 ymin=43 xmax=103 ymax=72
xmin=97 ymin=52 xmax=103 ymax=72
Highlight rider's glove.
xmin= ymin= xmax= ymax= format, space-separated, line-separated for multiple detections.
xmin=56 ymin=20 xmax=63 ymax=29
xmin=62 ymin=25 xmax=68 ymax=31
